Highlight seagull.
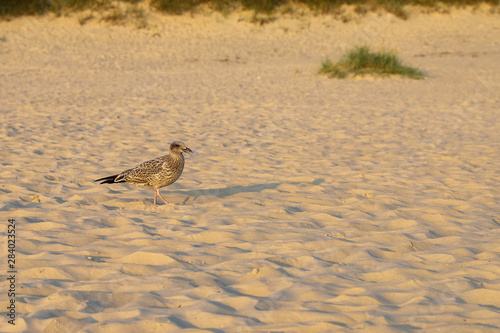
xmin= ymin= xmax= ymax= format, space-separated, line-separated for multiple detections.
xmin=95 ymin=141 xmax=193 ymax=205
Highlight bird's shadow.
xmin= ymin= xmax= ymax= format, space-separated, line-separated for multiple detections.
xmin=169 ymin=183 xmax=278 ymax=204
xmin=169 ymin=179 xmax=325 ymax=203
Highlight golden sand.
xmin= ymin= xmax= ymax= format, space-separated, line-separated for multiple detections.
xmin=1 ymin=8 xmax=499 ymax=332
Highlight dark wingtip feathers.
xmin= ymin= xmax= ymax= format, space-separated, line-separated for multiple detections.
xmin=95 ymin=174 xmax=122 ymax=184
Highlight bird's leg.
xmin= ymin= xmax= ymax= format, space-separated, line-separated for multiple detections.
xmin=155 ymin=189 xmax=169 ymax=204
xmin=153 ymin=190 xmax=157 ymax=205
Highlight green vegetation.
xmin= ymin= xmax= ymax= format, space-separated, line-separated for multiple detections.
xmin=100 ymin=3 xmax=147 ymax=28
xmin=150 ymin=0 xmax=286 ymax=15
xmin=0 ymin=0 xmax=148 ymax=27
xmin=319 ymin=46 xmax=425 ymax=79
xmin=0 ymin=0 xmax=498 ymax=21
xmin=0 ymin=0 xmax=137 ymax=18
xmin=150 ymin=0 xmax=204 ymax=15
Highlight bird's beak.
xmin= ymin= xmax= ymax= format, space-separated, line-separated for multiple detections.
xmin=183 ymin=147 xmax=193 ymax=154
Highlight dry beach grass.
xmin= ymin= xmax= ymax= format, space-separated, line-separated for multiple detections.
xmin=1 ymin=6 xmax=500 ymax=332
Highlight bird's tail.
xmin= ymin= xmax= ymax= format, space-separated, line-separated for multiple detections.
xmin=95 ymin=174 xmax=122 ymax=184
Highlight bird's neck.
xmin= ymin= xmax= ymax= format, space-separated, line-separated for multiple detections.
xmin=170 ymin=153 xmax=184 ymax=161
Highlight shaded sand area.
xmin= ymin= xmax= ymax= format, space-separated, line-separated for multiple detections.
xmin=1 ymin=8 xmax=500 ymax=332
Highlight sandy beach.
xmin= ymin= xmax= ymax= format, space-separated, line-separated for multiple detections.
xmin=1 ymin=6 xmax=500 ymax=332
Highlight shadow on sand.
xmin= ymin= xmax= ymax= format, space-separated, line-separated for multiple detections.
xmin=171 ymin=183 xmax=280 ymax=202
xmin=170 ymin=178 xmax=325 ymax=203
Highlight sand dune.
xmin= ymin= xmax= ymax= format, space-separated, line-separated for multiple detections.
xmin=1 ymin=7 xmax=500 ymax=332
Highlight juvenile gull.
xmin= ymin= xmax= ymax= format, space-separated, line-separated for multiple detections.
xmin=95 ymin=141 xmax=193 ymax=205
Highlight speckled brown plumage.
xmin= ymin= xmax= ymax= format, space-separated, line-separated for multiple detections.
xmin=95 ymin=141 xmax=193 ymax=205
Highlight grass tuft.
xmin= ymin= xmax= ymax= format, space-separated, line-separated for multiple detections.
xmin=242 ymin=0 xmax=285 ymax=13
xmin=150 ymin=0 xmax=205 ymax=15
xmin=319 ymin=45 xmax=425 ymax=79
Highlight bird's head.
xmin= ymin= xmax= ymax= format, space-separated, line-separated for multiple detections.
xmin=170 ymin=141 xmax=193 ymax=155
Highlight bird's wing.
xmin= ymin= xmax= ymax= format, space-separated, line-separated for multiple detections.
xmin=118 ymin=156 xmax=166 ymax=184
